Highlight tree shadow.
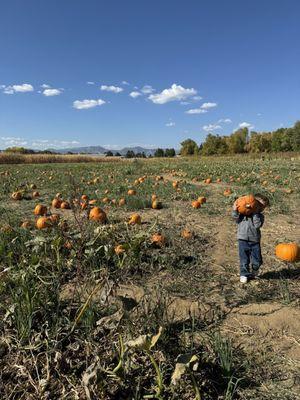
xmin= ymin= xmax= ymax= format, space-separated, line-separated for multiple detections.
xmin=260 ymin=267 xmax=300 ymax=280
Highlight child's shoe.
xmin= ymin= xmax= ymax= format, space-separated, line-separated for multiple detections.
xmin=240 ymin=276 xmax=248 ymax=284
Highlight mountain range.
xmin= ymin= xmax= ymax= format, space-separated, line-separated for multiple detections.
xmin=50 ymin=145 xmax=160 ymax=156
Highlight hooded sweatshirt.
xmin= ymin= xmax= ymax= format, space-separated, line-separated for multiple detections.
xmin=232 ymin=210 xmax=264 ymax=242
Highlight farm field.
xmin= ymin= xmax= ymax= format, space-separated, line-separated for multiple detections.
xmin=0 ymin=154 xmax=299 ymax=400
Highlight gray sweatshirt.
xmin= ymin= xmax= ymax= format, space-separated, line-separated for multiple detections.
xmin=232 ymin=210 xmax=264 ymax=242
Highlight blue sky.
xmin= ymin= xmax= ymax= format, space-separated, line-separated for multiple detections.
xmin=0 ymin=0 xmax=299 ymax=150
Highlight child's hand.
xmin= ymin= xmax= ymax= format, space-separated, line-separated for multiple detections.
xmin=232 ymin=200 xmax=238 ymax=211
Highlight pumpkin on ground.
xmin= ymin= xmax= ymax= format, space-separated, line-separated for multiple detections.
xmin=114 ymin=244 xmax=126 ymax=255
xmin=11 ymin=191 xmax=22 ymax=201
xmin=89 ymin=207 xmax=107 ymax=223
xmin=152 ymin=200 xmax=162 ymax=210
xmin=197 ymin=196 xmax=206 ymax=204
xmin=275 ymin=243 xmax=299 ymax=262
xmin=151 ymin=233 xmax=166 ymax=246
xmin=205 ymin=178 xmax=212 ymax=184
xmin=223 ymin=188 xmax=232 ymax=196
xmin=36 ymin=216 xmax=51 ymax=230
xmin=60 ymin=201 xmax=71 ymax=209
xmin=181 ymin=229 xmax=193 ymax=239
xmin=32 ymin=191 xmax=40 ymax=198
xmin=128 ymin=213 xmax=141 ymax=225
xmin=34 ymin=204 xmax=47 ymax=216
xmin=128 ymin=189 xmax=136 ymax=196
xmin=119 ymin=198 xmax=126 ymax=206
xmin=235 ymin=194 xmax=259 ymax=216
xmin=21 ymin=220 xmax=32 ymax=229
xmin=49 ymin=214 xmax=60 ymax=224
xmin=192 ymin=200 xmax=201 ymax=209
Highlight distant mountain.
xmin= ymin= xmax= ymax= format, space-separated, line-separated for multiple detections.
xmin=50 ymin=145 xmax=158 ymax=156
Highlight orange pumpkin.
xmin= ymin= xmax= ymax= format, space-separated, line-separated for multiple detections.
xmin=181 ymin=229 xmax=193 ymax=239
xmin=119 ymin=198 xmax=126 ymax=206
xmin=34 ymin=204 xmax=47 ymax=216
xmin=11 ymin=191 xmax=22 ymax=200
xmin=205 ymin=178 xmax=212 ymax=184
xmin=81 ymin=194 xmax=88 ymax=201
xmin=151 ymin=233 xmax=166 ymax=246
xmin=128 ymin=213 xmax=141 ymax=225
xmin=197 ymin=196 xmax=206 ymax=204
xmin=89 ymin=207 xmax=107 ymax=223
xmin=52 ymin=198 xmax=62 ymax=208
xmin=36 ymin=216 xmax=51 ymax=229
xmin=60 ymin=201 xmax=71 ymax=209
xmin=223 ymin=188 xmax=232 ymax=196
xmin=152 ymin=200 xmax=162 ymax=209
xmin=235 ymin=195 xmax=259 ymax=216
xmin=127 ymin=189 xmax=136 ymax=196
xmin=49 ymin=214 xmax=60 ymax=224
xmin=21 ymin=220 xmax=31 ymax=229
xmin=114 ymin=244 xmax=126 ymax=255
xmin=192 ymin=200 xmax=201 ymax=209
xmin=172 ymin=181 xmax=179 ymax=189
xmin=275 ymin=243 xmax=299 ymax=262
xmin=32 ymin=191 xmax=40 ymax=198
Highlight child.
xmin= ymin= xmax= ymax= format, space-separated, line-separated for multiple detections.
xmin=232 ymin=194 xmax=269 ymax=283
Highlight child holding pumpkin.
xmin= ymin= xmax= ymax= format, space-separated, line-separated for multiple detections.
xmin=232 ymin=193 xmax=269 ymax=283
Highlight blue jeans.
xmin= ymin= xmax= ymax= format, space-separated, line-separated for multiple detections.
xmin=238 ymin=240 xmax=262 ymax=277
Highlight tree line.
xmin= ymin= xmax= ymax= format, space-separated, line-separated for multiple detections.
xmin=180 ymin=120 xmax=300 ymax=156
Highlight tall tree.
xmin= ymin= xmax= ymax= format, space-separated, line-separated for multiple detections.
xmin=180 ymin=139 xmax=199 ymax=156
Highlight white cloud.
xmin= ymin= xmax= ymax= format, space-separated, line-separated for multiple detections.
xmin=129 ymin=91 xmax=142 ymax=98
xmin=166 ymin=122 xmax=175 ymax=127
xmin=185 ymin=108 xmax=207 ymax=114
xmin=238 ymin=122 xmax=254 ymax=129
xmin=180 ymin=101 xmax=190 ymax=105
xmin=122 ymin=80 xmax=130 ymax=85
xmin=203 ymin=124 xmax=222 ymax=132
xmin=218 ymin=118 xmax=232 ymax=123
xmin=148 ymin=83 xmax=197 ymax=104
xmin=100 ymin=85 xmax=123 ymax=93
xmin=0 ymin=136 xmax=28 ymax=147
xmin=2 ymin=83 xmax=34 ymax=94
xmin=192 ymin=95 xmax=203 ymax=101
xmin=87 ymin=81 xmax=95 ymax=85
xmin=41 ymin=84 xmax=51 ymax=89
xmin=73 ymin=99 xmax=106 ymax=110
xmin=186 ymin=101 xmax=217 ymax=114
xmin=3 ymin=87 xmax=14 ymax=94
xmin=201 ymin=102 xmax=217 ymax=109
xmin=43 ymin=88 xmax=62 ymax=96
xmin=141 ymin=85 xmax=155 ymax=94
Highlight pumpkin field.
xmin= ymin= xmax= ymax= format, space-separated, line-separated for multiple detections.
xmin=0 ymin=153 xmax=299 ymax=400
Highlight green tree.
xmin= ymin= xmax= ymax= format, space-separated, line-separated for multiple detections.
xmin=154 ymin=148 xmax=165 ymax=157
xmin=165 ymin=148 xmax=176 ymax=157
xmin=201 ymin=134 xmax=228 ymax=155
xmin=125 ymin=150 xmax=135 ymax=158
xmin=227 ymin=128 xmax=248 ymax=153
xmin=180 ymin=139 xmax=199 ymax=156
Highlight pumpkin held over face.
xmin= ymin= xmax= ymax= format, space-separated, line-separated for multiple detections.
xmin=236 ymin=195 xmax=259 ymax=216
xmin=275 ymin=243 xmax=299 ymax=262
